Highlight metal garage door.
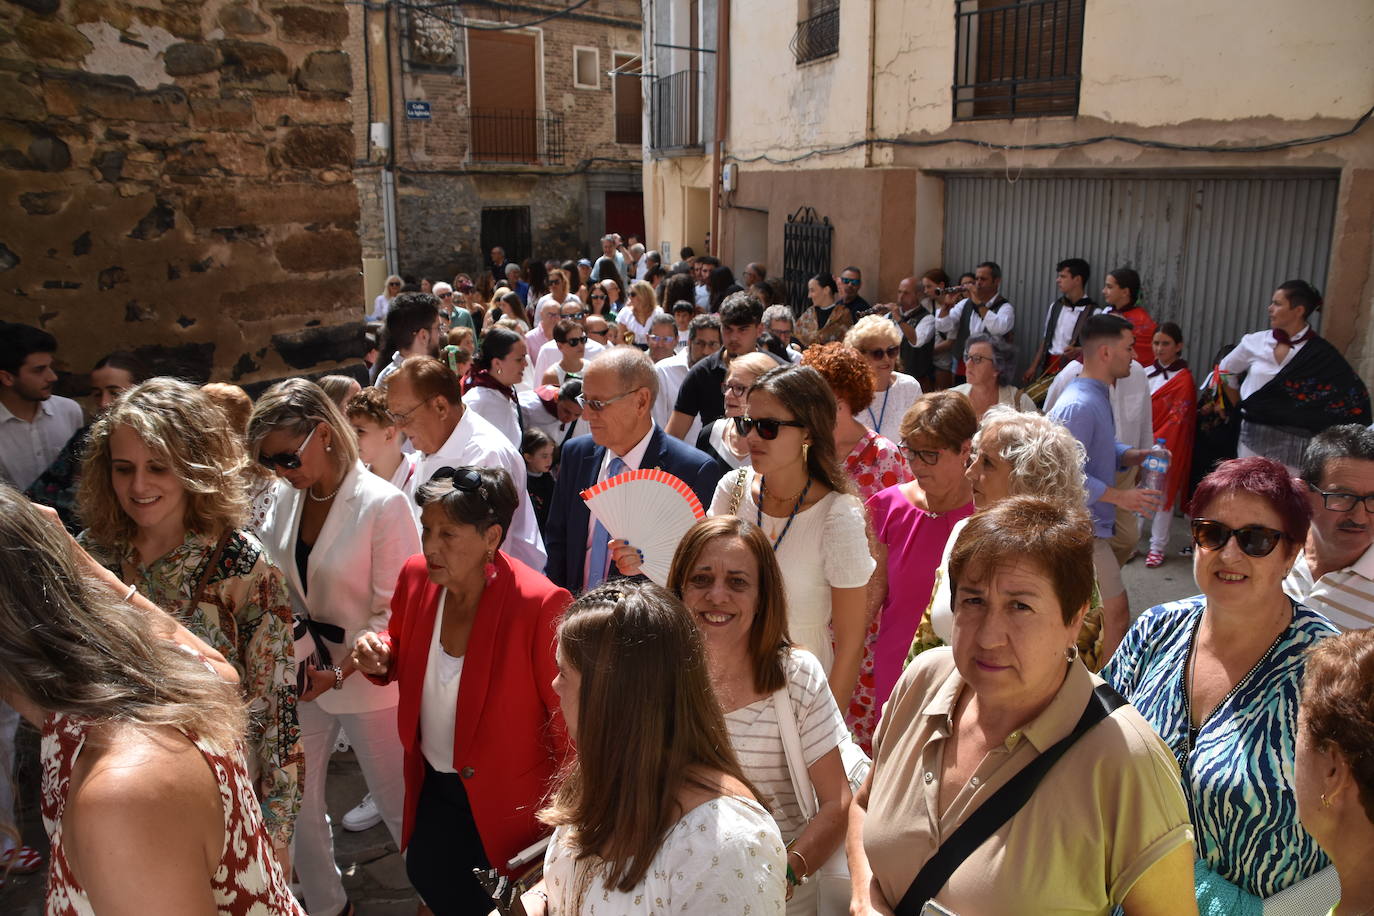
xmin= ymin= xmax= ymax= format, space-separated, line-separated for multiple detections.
xmin=943 ymin=173 xmax=1341 ymax=378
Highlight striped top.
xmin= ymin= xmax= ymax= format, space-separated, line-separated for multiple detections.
xmin=723 ymin=648 xmax=848 ymax=842
xmin=1102 ymin=595 xmax=1336 ymax=898
xmin=1284 ymin=547 xmax=1374 ymax=631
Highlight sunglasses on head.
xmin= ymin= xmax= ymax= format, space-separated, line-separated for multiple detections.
xmin=733 ymin=415 xmax=805 ymax=440
xmin=1191 ymin=519 xmax=1287 ymax=558
xmin=866 ymin=345 xmax=901 ymax=360
xmin=258 ymin=425 xmax=317 ymax=471
xmin=429 ymin=466 xmax=492 ymax=503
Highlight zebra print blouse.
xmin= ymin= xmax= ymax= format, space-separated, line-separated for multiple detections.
xmin=1102 ymin=595 xmax=1336 ymax=899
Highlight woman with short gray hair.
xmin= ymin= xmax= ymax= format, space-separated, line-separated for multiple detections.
xmin=951 ymin=332 xmax=1037 ymax=420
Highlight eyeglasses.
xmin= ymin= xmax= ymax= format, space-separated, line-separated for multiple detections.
xmin=258 ymin=425 xmax=317 ymax=471
xmin=965 ymin=354 xmax=995 ymax=367
xmin=429 ymin=466 xmax=491 ymax=502
xmin=387 ymin=281 xmax=401 ymax=287
xmin=900 ymin=444 xmax=943 ymax=466
xmin=722 ymin=382 xmax=750 ymax=397
xmin=1307 ymin=483 xmax=1374 ymax=513
xmin=577 ymin=388 xmax=643 ymax=411
xmin=840 ymin=277 xmax=861 ymax=286
xmin=587 ymin=328 xmax=609 ymax=338
xmin=437 ymin=292 xmax=453 ymax=300
xmin=562 ymin=310 xmax=587 ymax=320
xmin=649 ymin=334 xmax=676 ymax=344
xmin=733 ymin=415 xmax=806 ymax=440
xmin=1191 ymin=519 xmax=1288 ymax=558
xmin=866 ymin=345 xmax=901 ymax=360
xmin=563 ymin=336 xmax=587 ymax=347
xmin=590 ymin=295 xmax=607 ymax=301
xmin=386 ymin=398 xmax=429 ymax=427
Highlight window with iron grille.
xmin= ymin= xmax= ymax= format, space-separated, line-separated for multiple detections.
xmin=953 ymin=0 xmax=1085 ymax=121
xmin=782 ymin=207 xmax=833 ymax=316
xmin=791 ymin=0 xmax=839 ymax=65
xmin=480 ymin=207 xmax=531 ymax=268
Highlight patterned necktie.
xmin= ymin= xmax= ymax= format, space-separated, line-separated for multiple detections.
xmin=586 ymin=456 xmax=626 ymax=589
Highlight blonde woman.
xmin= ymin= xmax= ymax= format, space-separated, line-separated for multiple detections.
xmin=844 ymin=315 xmax=924 ymax=446
xmin=248 ymin=379 xmax=420 ymax=916
xmin=371 ymin=274 xmax=402 ymax=321
xmin=695 ymin=351 xmax=778 ymax=470
xmin=76 ymin=378 xmax=301 ymax=872
xmin=0 ymin=487 xmax=302 ymax=914
xmin=617 ymin=279 xmax=664 ymax=346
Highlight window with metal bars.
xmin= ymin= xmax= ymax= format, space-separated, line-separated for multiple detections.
xmin=782 ymin=206 xmax=833 ymax=315
xmin=791 ymin=0 xmax=839 ymax=65
xmin=953 ymin=0 xmax=1085 ymax=120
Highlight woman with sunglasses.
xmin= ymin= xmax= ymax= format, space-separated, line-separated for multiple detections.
xmin=249 ymin=379 xmax=420 ymax=916
xmin=540 ymin=318 xmax=588 ymax=387
xmin=695 ymin=352 xmax=778 ymax=471
xmin=1104 ymin=457 xmax=1339 ymax=912
xmin=584 ymin=285 xmax=613 ymax=317
xmin=371 ymin=274 xmax=403 ymax=321
xmin=708 ymin=366 xmax=875 ymax=713
xmin=75 ymin=378 xmax=302 ymax=875
xmin=616 ymin=279 xmax=665 ymax=346
xmin=844 ymin=316 xmax=925 ymax=446
xmin=600 ymin=276 xmax=628 ymax=313
xmin=350 ymin=466 xmax=572 ymax=914
xmin=950 ymin=333 xmax=1037 ymax=421
xmin=859 ymin=392 xmax=975 ymax=751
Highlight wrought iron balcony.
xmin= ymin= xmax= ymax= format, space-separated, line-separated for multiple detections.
xmin=468 ymin=109 xmax=566 ymax=165
xmin=953 ymin=0 xmax=1085 ymax=120
xmin=650 ymin=69 xmax=703 ymax=152
xmin=790 ymin=7 xmax=839 ymax=64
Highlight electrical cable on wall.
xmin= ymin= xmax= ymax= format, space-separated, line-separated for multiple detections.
xmin=722 ymin=102 xmax=1374 ymax=165
xmin=361 ymin=0 xmax=613 ymax=32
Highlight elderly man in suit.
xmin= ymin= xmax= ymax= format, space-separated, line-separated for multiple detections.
xmin=545 ymin=348 xmax=723 ymax=592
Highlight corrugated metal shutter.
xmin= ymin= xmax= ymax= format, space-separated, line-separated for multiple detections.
xmin=942 ymin=173 xmax=1340 ymax=377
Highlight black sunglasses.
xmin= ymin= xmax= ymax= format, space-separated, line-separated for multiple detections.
xmin=258 ymin=425 xmax=317 ymax=471
xmin=563 ymin=336 xmax=586 ymax=346
xmin=733 ymin=415 xmax=805 ymax=441
xmin=866 ymin=345 xmax=901 ymax=360
xmin=1191 ymin=519 xmax=1287 ymax=558
xmin=563 ymin=310 xmax=587 ymax=320
xmin=429 ymin=466 xmax=489 ymax=500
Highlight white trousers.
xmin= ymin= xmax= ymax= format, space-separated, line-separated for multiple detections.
xmin=0 ymin=701 xmax=17 ymax=856
xmin=1150 ymin=507 xmax=1174 ymax=553
xmin=294 ymin=700 xmax=406 ymax=915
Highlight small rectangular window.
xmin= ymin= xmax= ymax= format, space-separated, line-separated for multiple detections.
xmin=573 ymin=46 xmax=600 ymax=89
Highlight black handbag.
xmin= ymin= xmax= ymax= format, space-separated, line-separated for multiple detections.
xmin=894 ymin=683 xmax=1126 ymax=915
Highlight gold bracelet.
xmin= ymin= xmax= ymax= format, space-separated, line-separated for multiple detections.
xmin=787 ymin=848 xmax=811 ymax=880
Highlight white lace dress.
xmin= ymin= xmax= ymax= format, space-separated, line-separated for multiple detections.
xmin=542 ymin=795 xmax=786 ymax=915
xmin=710 ymin=468 xmax=876 ymax=672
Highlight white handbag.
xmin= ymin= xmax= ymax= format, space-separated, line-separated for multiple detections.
xmin=772 ymin=688 xmax=871 ymax=916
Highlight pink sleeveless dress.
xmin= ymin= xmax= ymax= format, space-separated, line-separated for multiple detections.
xmin=40 ymin=711 xmax=304 ymax=915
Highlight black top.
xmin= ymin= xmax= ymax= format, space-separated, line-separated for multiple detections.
xmin=527 ymin=471 xmax=555 ymax=533
xmin=845 ymin=295 xmax=873 ymax=321
xmin=294 ymin=534 xmax=312 ymax=597
xmin=673 ymin=348 xmax=788 ymax=425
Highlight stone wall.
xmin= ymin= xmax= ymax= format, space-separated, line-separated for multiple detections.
xmin=0 ymin=0 xmax=364 ymax=386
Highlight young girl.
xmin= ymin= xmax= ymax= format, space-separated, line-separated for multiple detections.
xmin=1145 ymin=321 xmax=1197 ymax=567
xmin=521 ymin=428 xmax=556 ymax=535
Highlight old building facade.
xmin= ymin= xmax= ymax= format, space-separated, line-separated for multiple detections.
xmin=644 ymin=0 xmax=1374 ymax=377
xmin=352 ymin=0 xmax=644 ymax=300
xmin=0 ymin=0 xmax=364 ymax=385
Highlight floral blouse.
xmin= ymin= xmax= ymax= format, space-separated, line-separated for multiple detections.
xmin=82 ymin=528 xmax=302 ymax=847
xmin=795 ymin=303 xmax=854 ymax=348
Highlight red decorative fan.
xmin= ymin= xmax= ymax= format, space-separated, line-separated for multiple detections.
xmin=580 ymin=469 xmax=707 ymax=585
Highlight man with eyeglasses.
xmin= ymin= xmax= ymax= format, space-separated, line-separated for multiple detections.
xmin=544 ymin=348 xmax=722 ymax=592
xmin=1285 ymin=425 xmax=1374 ymax=629
xmin=531 ymin=300 xmax=607 ymax=383
xmin=665 ymin=293 xmax=786 ymax=442
xmin=1047 ymin=314 xmax=1163 ymax=657
xmin=760 ymin=305 xmax=804 ymax=364
xmin=838 ymin=266 xmax=872 ymax=321
xmin=374 ymin=293 xmax=444 ymax=386
xmin=383 ymin=356 xmax=546 ymax=572
xmin=646 ymin=313 xmax=680 ymax=363
xmin=431 ymin=282 xmax=474 ymax=334
xmin=653 ymin=314 xmax=720 ymax=444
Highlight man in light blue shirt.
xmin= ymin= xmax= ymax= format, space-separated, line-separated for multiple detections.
xmin=1048 ymin=313 xmax=1161 ymax=657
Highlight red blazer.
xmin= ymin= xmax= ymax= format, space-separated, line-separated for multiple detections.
xmin=370 ymin=551 xmax=572 ymax=873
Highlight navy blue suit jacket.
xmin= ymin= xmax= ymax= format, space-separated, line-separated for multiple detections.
xmin=544 ymin=425 xmax=724 ymax=593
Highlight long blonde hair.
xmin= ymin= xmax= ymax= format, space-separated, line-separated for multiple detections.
xmin=79 ymin=378 xmax=251 ymax=549
xmin=0 ymin=485 xmax=246 ymax=751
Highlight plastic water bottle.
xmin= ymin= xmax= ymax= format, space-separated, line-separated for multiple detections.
xmin=1138 ymin=438 xmax=1171 ymax=520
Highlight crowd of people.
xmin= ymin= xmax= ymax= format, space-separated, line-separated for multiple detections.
xmin=1 ymin=235 xmax=1373 ymax=916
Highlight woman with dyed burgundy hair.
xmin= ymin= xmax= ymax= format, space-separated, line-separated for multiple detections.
xmin=1104 ymin=457 xmax=1340 ymax=911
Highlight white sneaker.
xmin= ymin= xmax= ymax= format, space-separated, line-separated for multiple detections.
xmin=341 ymin=794 xmax=382 ymax=832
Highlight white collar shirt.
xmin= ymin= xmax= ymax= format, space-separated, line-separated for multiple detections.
xmin=0 ymin=395 xmax=84 ymax=491
xmin=1284 ymin=546 xmax=1374 ymax=631
xmin=1219 ymin=328 xmax=1311 ymax=400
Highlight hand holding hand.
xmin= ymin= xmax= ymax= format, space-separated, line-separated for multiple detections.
xmin=351 ymin=632 xmax=391 ymax=677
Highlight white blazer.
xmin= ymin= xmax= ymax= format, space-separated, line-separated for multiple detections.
xmin=256 ymin=460 xmax=421 ymax=714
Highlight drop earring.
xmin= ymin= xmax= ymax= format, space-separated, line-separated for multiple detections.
xmin=484 ymin=549 xmax=497 ymax=583
xmin=801 ymin=442 xmax=810 ymax=464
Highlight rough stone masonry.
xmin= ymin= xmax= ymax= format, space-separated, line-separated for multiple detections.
xmin=0 ymin=0 xmax=366 ymax=388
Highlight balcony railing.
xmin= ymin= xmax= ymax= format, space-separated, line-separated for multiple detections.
xmin=650 ymin=69 xmax=702 ymax=151
xmin=790 ymin=7 xmax=839 ymax=64
xmin=615 ymin=112 xmax=642 ymax=145
xmin=953 ymin=0 xmax=1085 ymax=120
xmin=468 ymin=109 xmax=565 ymax=165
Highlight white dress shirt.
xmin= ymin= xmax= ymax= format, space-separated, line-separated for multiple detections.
xmin=0 ymin=395 xmax=83 ymax=490
xmin=533 ymin=337 xmax=606 ymax=385
xmin=583 ymin=424 xmax=657 ymax=584
xmin=935 ymin=297 xmax=1015 ymax=341
xmin=694 ymin=284 xmax=710 ymax=311
xmin=1045 ymin=301 xmax=1091 ymax=355
xmin=653 ymin=351 xmax=702 ymax=442
xmin=1219 ymin=328 xmax=1310 ymax=400
xmin=419 ymin=591 xmax=463 ymax=773
xmin=462 ymin=385 xmax=522 ymax=449
xmin=410 ymin=407 xmax=547 ymax=572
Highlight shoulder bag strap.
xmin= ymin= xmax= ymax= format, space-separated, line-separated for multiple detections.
xmin=188 ymin=530 xmax=233 ymax=613
xmin=772 ymin=686 xmax=818 ymax=821
xmin=727 ymin=467 xmax=749 ymax=516
xmin=894 ymin=682 xmax=1127 ymax=916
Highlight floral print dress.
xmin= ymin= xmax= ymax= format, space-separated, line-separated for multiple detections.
xmin=843 ymin=430 xmax=913 ymax=751
xmin=81 ymin=528 xmax=302 ymax=848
